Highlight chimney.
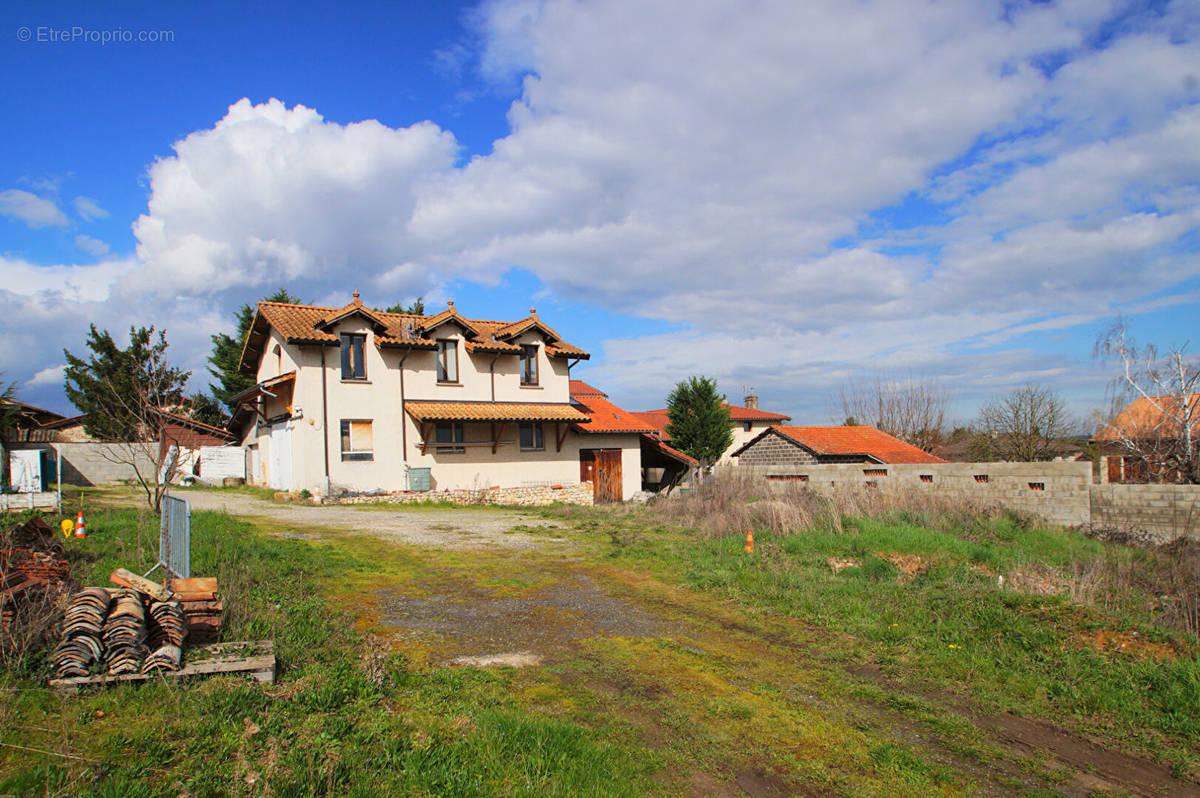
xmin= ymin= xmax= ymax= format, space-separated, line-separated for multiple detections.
xmin=744 ymin=388 xmax=758 ymax=410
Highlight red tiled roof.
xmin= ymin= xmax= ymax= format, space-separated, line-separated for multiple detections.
xmin=1092 ymin=394 xmax=1200 ymax=442
xmin=569 ymin=380 xmax=607 ymax=398
xmin=239 ymin=301 xmax=589 ymax=373
xmin=743 ymin=426 xmax=945 ymax=464
xmin=642 ymin=435 xmax=698 ymax=466
xmin=404 ymin=401 xmax=589 ymax=424
xmin=571 ymin=393 xmax=659 ymax=434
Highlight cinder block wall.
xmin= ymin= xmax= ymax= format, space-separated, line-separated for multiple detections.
xmin=723 ymin=461 xmax=1092 ymax=526
xmin=738 ymin=436 xmax=817 ymax=465
xmin=9 ymin=442 xmax=160 ymax=486
xmin=1090 ymin=484 xmax=1199 ymax=540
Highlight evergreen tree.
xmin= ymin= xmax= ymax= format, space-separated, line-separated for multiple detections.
xmin=380 ymin=297 xmax=425 ymax=314
xmin=187 ymin=392 xmax=227 ymax=428
xmin=63 ymin=325 xmax=190 ymax=441
xmin=665 ymin=376 xmax=733 ymax=466
xmin=207 ymin=288 xmax=302 ymax=413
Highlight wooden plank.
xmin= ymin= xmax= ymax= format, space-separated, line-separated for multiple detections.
xmin=178 ymin=600 xmax=223 ymax=613
xmin=168 ymin=577 xmax=217 ymax=594
xmin=49 ymin=641 xmax=274 ymax=690
xmin=111 ymin=569 xmax=176 ymax=602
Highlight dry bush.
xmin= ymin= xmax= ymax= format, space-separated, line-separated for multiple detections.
xmin=0 ymin=585 xmax=67 ymax=668
xmin=650 ymin=471 xmax=1018 ymax=539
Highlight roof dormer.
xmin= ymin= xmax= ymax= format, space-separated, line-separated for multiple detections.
xmin=494 ymin=307 xmax=561 ymax=343
xmin=314 ymin=290 xmax=388 ymax=334
xmin=420 ymin=299 xmax=483 ymax=338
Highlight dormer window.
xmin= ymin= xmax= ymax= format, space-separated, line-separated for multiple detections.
xmin=437 ymin=339 xmax=458 ymax=383
xmin=340 ymin=334 xmax=366 ymax=380
xmin=520 ymin=344 xmax=538 ymax=386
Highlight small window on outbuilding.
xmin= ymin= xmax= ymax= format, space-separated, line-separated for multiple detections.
xmin=974 ymin=474 xmax=989 ymax=483
xmin=919 ymin=474 xmax=933 ymax=483
xmin=743 ymin=421 xmax=752 ymax=432
xmin=1028 ymin=482 xmax=1045 ymax=491
xmin=340 ymin=420 xmax=373 ymax=461
xmin=340 ymin=334 xmax=366 ymax=380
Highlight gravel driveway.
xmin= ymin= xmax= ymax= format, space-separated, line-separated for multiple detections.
xmin=162 ymin=489 xmax=570 ymax=550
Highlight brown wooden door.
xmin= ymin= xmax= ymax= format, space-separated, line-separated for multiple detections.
xmin=1107 ymin=456 xmax=1123 ymax=483
xmin=594 ymin=449 xmax=622 ymax=503
xmin=580 ymin=450 xmax=596 ymax=484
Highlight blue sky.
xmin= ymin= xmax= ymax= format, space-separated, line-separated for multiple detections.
xmin=2 ymin=0 xmax=1198 ymax=426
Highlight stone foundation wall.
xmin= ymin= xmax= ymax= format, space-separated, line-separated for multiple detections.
xmin=325 ymin=481 xmax=594 ymax=507
xmin=724 ymin=462 xmax=1092 ymax=527
xmin=1089 ymin=484 xmax=1199 ymax=542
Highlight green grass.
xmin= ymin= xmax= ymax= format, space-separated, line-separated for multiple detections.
xmin=581 ymin=504 xmax=1200 ymax=777
xmin=0 ymin=504 xmax=658 ymax=797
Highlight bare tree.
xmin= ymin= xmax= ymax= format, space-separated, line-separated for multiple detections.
xmin=1094 ymin=321 xmax=1200 ymax=484
xmin=838 ymin=373 xmax=947 ymax=452
xmin=977 ymin=384 xmax=1073 ymax=462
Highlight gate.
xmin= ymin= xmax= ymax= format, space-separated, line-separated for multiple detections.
xmin=148 ymin=493 xmax=191 ymax=579
xmin=581 ymin=449 xmax=622 ymax=503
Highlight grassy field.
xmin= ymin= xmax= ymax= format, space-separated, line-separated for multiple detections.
xmin=2 ymin=484 xmax=1198 ymax=796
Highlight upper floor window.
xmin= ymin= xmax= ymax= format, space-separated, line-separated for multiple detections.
xmin=437 ymin=339 xmax=458 ymax=383
xmin=340 ymin=333 xmax=366 ymax=380
xmin=520 ymin=344 xmax=539 ymax=386
xmin=519 ymin=422 xmax=544 ymax=451
xmin=743 ymin=421 xmax=752 ymax=432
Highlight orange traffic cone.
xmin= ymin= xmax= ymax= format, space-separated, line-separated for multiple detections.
xmin=744 ymin=529 xmax=754 ymax=554
xmin=73 ymin=511 xmax=87 ymax=538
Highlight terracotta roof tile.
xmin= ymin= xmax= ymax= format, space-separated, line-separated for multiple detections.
xmin=643 ymin=435 xmax=698 ymax=466
xmin=239 ymin=301 xmax=589 ymax=372
xmin=570 ymin=393 xmax=659 ymax=434
xmin=404 ymin=401 xmax=589 ymax=424
xmin=753 ymin=426 xmax=945 ymax=464
xmin=569 ymin=380 xmax=607 ymax=398
xmin=1092 ymin=394 xmax=1200 ymax=441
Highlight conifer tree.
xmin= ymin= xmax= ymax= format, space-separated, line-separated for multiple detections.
xmin=207 ymin=288 xmax=302 ymax=413
xmin=665 ymin=376 xmax=733 ymax=466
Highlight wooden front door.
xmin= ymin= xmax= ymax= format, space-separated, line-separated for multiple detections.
xmin=581 ymin=449 xmax=622 ymax=503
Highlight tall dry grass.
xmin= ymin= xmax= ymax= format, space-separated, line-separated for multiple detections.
xmin=650 ymin=470 xmax=1023 ymax=539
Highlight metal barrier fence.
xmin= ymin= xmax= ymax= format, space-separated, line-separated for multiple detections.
xmin=149 ymin=493 xmax=191 ymax=579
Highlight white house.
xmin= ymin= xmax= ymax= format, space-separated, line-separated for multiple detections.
xmin=231 ymin=295 xmax=648 ymax=502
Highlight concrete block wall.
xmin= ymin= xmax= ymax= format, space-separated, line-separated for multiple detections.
xmin=1090 ymin=484 xmax=1199 ymax=541
xmin=737 ymin=436 xmax=817 ymax=466
xmin=8 ymin=442 xmax=160 ymax=486
xmin=724 ymin=461 xmax=1092 ymax=526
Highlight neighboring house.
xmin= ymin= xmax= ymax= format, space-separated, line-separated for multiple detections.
xmin=569 ymin=380 xmax=697 ymax=493
xmin=1091 ymin=393 xmax=1200 ymax=483
xmin=732 ymin=425 xmax=946 ymax=466
xmin=231 ymin=295 xmax=648 ymax=502
xmin=636 ymin=391 xmax=791 ymax=464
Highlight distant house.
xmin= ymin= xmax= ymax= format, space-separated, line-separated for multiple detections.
xmin=636 ymin=390 xmax=791 ymax=464
xmin=1091 ymin=393 xmax=1200 ymax=483
xmin=732 ymin=425 xmax=946 ymax=466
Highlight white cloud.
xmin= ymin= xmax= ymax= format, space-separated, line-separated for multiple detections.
xmin=8 ymin=0 xmax=1200 ymax=419
xmin=27 ymin=364 xmax=65 ymax=387
xmin=73 ymin=196 xmax=109 ymax=221
xmin=74 ymin=234 xmax=111 ymax=257
xmin=0 ymin=189 xmax=68 ymax=228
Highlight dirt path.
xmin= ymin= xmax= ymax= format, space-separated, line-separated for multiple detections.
xmin=167 ymin=489 xmax=570 ymax=550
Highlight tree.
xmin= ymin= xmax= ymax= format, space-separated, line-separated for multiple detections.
xmin=1095 ymin=321 xmax=1199 ymax=483
xmin=63 ymin=325 xmax=191 ymax=512
xmin=380 ymin=297 xmax=425 ymax=315
xmin=187 ymin=392 xmax=227 ymax=428
xmin=207 ymin=288 xmax=303 ymax=414
xmin=665 ymin=376 xmax=733 ymax=467
xmin=838 ymin=373 xmax=946 ymax=452
xmin=976 ymin=384 xmax=1073 ymax=462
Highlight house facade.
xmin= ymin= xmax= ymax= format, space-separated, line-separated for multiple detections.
xmin=1091 ymin=393 xmax=1200 ymax=483
xmin=635 ymin=391 xmax=791 ymax=464
xmin=232 ymin=296 xmax=644 ymax=501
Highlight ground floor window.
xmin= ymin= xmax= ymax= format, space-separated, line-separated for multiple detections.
xmin=519 ymin=422 xmax=544 ymax=451
xmin=435 ymin=422 xmax=465 ymax=453
xmin=340 ymin=419 xmax=374 ymax=461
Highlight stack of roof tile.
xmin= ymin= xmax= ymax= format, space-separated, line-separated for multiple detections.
xmin=102 ymin=589 xmax=148 ymax=675
xmin=168 ymin=578 xmax=222 ymax=643
xmin=147 ymin=599 xmax=187 ymax=648
xmin=142 ymin=643 xmax=183 ymax=674
xmin=51 ymin=588 xmax=111 ymax=678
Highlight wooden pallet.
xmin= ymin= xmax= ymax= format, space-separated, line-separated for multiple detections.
xmin=49 ymin=641 xmax=275 ymax=691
